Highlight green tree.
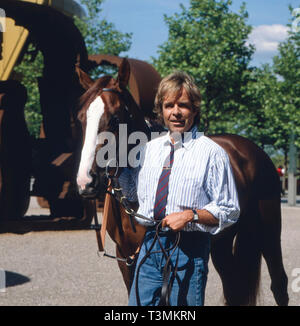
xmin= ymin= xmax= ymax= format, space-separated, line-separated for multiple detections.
xmin=13 ymin=0 xmax=132 ymax=137
xmin=74 ymin=0 xmax=132 ymax=78
xmin=272 ymin=6 xmax=300 ymax=149
xmin=235 ymin=5 xmax=299 ymax=165
xmin=237 ymin=65 xmax=285 ymax=148
xmin=13 ymin=45 xmax=44 ymax=137
xmin=153 ymin=0 xmax=255 ymax=134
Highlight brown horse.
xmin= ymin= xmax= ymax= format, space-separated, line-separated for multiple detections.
xmin=76 ymin=58 xmax=288 ymax=306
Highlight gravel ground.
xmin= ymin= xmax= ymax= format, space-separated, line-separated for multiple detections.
xmin=0 ymin=198 xmax=299 ymax=306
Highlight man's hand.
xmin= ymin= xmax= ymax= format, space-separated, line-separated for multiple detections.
xmin=161 ymin=211 xmax=192 ymax=232
xmin=161 ymin=209 xmax=219 ymax=231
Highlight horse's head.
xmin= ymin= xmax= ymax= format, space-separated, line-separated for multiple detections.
xmin=76 ymin=58 xmax=149 ymax=199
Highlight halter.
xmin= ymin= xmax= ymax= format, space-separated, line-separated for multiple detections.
xmin=101 ymin=88 xmax=133 ymax=119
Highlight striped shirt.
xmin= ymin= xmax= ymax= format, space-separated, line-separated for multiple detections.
xmin=118 ymin=125 xmax=240 ymax=234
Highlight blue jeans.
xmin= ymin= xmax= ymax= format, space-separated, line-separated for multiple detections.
xmin=128 ymin=229 xmax=211 ymax=306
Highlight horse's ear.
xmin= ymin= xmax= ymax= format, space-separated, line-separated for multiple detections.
xmin=75 ymin=64 xmax=94 ymax=90
xmin=117 ymin=58 xmax=130 ymax=89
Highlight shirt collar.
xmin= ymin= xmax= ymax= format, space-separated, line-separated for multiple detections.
xmin=163 ymin=125 xmax=203 ymax=150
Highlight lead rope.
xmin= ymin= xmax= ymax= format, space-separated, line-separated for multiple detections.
xmin=92 ymin=186 xmax=140 ymax=266
xmin=93 ymin=169 xmax=181 ymax=306
xmin=158 ymin=230 xmax=181 ymax=306
xmin=134 ymin=221 xmax=181 ymax=306
xmin=107 ymin=178 xmax=182 ymax=306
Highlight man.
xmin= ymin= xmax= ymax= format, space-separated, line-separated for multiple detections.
xmin=119 ymin=71 xmax=240 ymax=306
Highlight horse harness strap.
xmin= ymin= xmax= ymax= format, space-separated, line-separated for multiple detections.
xmin=92 ymin=187 xmax=140 ymax=267
xmin=101 ymin=88 xmax=133 ymax=118
xmin=102 ymin=176 xmax=181 ymax=306
xmin=92 ymin=199 xmax=104 ymax=252
xmin=90 ymin=88 xmax=182 ymax=305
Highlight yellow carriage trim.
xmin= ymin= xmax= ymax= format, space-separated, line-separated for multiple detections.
xmin=0 ymin=0 xmax=85 ymax=80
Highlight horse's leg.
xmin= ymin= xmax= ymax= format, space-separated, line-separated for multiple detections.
xmin=258 ymin=199 xmax=289 ymax=306
xmin=116 ymin=245 xmax=135 ymax=295
xmin=210 ymin=225 xmax=238 ymax=305
xmin=231 ymin=205 xmax=262 ymax=306
xmin=212 ymin=205 xmax=263 ymax=306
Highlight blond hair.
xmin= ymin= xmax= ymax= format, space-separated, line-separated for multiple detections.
xmin=154 ymin=71 xmax=201 ymax=125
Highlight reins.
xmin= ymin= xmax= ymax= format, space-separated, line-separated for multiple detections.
xmin=134 ymin=221 xmax=181 ymax=306
xmin=92 ymin=188 xmax=139 ymax=267
xmin=89 ymin=87 xmax=181 ymax=306
xmin=91 ymin=166 xmax=153 ymax=265
xmin=91 ymin=166 xmax=181 ymax=306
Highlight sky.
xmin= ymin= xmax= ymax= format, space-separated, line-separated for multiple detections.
xmin=84 ymin=0 xmax=300 ymax=67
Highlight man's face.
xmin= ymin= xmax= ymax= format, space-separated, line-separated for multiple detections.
xmin=162 ymin=88 xmax=197 ymax=134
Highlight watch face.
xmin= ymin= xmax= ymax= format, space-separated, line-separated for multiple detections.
xmin=192 ymin=209 xmax=198 ymax=221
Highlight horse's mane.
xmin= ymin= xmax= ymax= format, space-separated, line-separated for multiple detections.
xmin=77 ymin=75 xmax=113 ymax=123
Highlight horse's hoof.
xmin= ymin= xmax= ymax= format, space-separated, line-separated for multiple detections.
xmin=274 ymin=293 xmax=289 ymax=306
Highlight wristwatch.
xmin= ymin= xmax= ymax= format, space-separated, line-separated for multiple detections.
xmin=192 ymin=209 xmax=198 ymax=222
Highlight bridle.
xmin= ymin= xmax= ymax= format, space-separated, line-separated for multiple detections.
xmin=102 ymin=87 xmax=133 ymax=120
xmin=80 ymin=87 xmax=134 ymax=199
xmin=97 ymin=166 xmax=181 ymax=306
xmin=94 ymin=86 xmax=155 ymax=226
xmin=89 ymin=87 xmax=181 ymax=306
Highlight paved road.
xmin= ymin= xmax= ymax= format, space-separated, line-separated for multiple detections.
xmin=0 ymin=199 xmax=299 ymax=306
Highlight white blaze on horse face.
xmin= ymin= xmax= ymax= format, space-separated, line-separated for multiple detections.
xmin=77 ymin=96 xmax=105 ymax=190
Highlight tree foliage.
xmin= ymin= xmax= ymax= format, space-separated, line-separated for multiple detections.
xmin=272 ymin=7 xmax=300 ymax=149
xmin=238 ymin=6 xmax=300 ymax=155
xmin=13 ymin=45 xmax=44 ymax=137
xmin=153 ymin=0 xmax=299 ymax=166
xmin=153 ymin=0 xmax=255 ymax=134
xmin=74 ymin=0 xmax=132 ymax=78
xmin=237 ymin=65 xmax=287 ymax=148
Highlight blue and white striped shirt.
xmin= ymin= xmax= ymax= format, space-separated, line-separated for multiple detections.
xmin=118 ymin=125 xmax=240 ymax=234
